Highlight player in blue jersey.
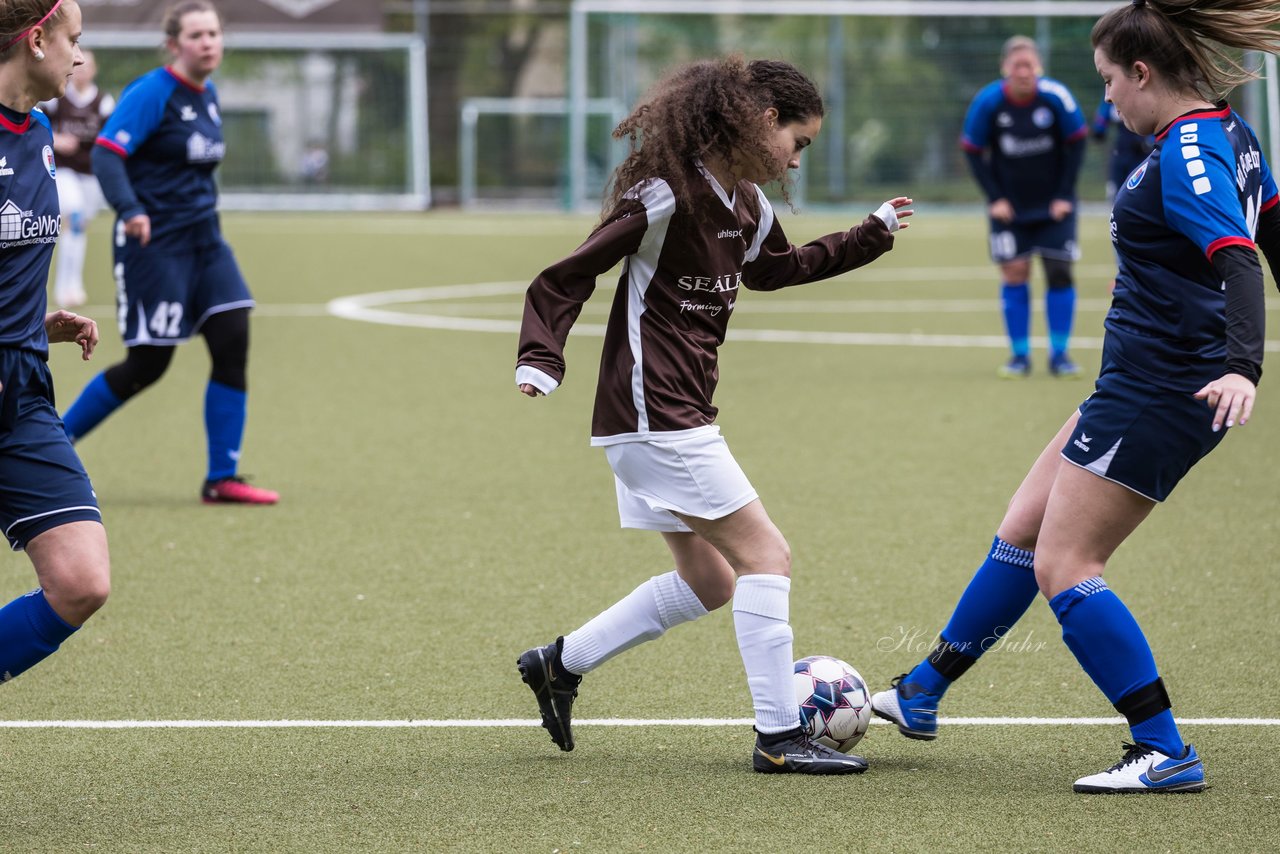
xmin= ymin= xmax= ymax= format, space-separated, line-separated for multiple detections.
xmin=1092 ymin=95 xmax=1154 ymax=202
xmin=60 ymin=0 xmax=277 ymax=505
xmin=871 ymin=0 xmax=1280 ymax=794
xmin=1091 ymin=94 xmax=1155 ymax=291
xmin=0 ymin=0 xmax=114 ymax=686
xmin=962 ymin=36 xmax=1089 ymax=378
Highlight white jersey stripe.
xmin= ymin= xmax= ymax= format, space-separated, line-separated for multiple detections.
xmin=743 ymin=185 xmax=774 ymax=264
xmin=624 ymin=179 xmax=676 ymax=434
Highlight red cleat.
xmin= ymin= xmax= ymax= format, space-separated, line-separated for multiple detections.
xmin=201 ymin=476 xmax=279 ymax=505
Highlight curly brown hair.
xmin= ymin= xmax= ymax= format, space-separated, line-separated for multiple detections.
xmin=1092 ymin=0 xmax=1280 ymax=102
xmin=602 ymin=56 xmax=824 ymax=220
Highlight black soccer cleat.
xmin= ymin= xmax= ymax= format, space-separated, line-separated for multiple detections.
xmin=752 ymin=727 xmax=869 ymax=775
xmin=516 ymin=637 xmax=582 ymax=752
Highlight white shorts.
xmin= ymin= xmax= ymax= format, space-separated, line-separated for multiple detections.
xmin=604 ymin=430 xmax=758 ymax=532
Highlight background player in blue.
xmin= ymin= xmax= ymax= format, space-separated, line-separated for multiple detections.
xmin=0 ymin=0 xmax=113 ymax=686
xmin=60 ymin=0 xmax=278 ymax=505
xmin=1091 ymin=93 xmax=1155 ymax=291
xmin=1092 ymin=94 xmax=1154 ymax=202
xmin=962 ymin=36 xmax=1088 ymax=378
xmin=871 ymin=0 xmax=1280 ymax=794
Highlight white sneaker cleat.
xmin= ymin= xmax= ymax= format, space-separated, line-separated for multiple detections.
xmin=1073 ymin=742 xmax=1205 ymax=794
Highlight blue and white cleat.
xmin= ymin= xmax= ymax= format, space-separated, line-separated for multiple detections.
xmin=1049 ymin=353 xmax=1082 ymax=378
xmin=998 ymin=355 xmax=1032 ymax=378
xmin=870 ymin=674 xmax=939 ymax=741
xmin=1073 ymin=743 xmax=1205 ymax=794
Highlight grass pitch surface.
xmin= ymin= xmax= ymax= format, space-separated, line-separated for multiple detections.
xmin=2 ymin=209 xmax=1277 ymax=852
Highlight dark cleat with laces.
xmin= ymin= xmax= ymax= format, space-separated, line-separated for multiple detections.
xmin=752 ymin=727 xmax=868 ymax=775
xmin=1073 ymin=742 xmax=1204 ymax=794
xmin=517 ymin=637 xmax=581 ymax=752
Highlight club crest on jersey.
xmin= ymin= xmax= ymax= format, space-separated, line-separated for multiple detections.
xmin=208 ymin=103 xmax=221 ymax=126
xmin=1032 ymin=107 xmax=1054 ymax=129
xmin=1125 ymin=160 xmax=1148 ymax=190
xmin=42 ymin=145 xmax=55 ymax=178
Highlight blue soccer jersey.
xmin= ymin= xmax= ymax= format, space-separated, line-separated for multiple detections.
xmin=94 ymin=67 xmax=224 ymax=239
xmin=0 ymin=105 xmax=61 ymax=354
xmin=1106 ymin=106 xmax=1278 ymax=392
xmin=962 ymin=78 xmax=1088 ymax=222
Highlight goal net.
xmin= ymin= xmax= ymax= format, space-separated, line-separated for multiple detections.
xmin=563 ymin=0 xmax=1277 ymax=211
xmin=87 ymin=30 xmax=429 ymax=211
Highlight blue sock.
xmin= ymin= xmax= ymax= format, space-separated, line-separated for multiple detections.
xmin=1045 ymin=285 xmax=1075 ymax=357
xmin=61 ymin=373 xmax=123 ymax=443
xmin=0 ymin=589 xmax=78 ymax=683
xmin=1000 ymin=282 xmax=1030 ymax=357
xmin=1049 ymin=578 xmax=1184 ymax=756
xmin=205 ymin=380 xmax=247 ymax=482
xmin=906 ymin=537 xmax=1040 ymax=699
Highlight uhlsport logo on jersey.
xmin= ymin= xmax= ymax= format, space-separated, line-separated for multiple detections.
xmin=42 ymin=145 xmax=55 ymax=178
xmin=0 ymin=157 xmax=12 ymax=177
xmin=1126 ymin=160 xmax=1149 ymax=190
xmin=0 ymin=199 xmax=59 ymax=247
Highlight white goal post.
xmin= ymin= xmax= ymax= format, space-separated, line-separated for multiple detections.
xmin=567 ymin=0 xmax=1278 ymax=212
xmin=86 ymin=30 xmax=430 ymax=211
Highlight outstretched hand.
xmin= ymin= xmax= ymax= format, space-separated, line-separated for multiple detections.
xmin=518 ymin=383 xmax=543 ymax=398
xmin=45 ymin=310 xmax=99 ymax=360
xmin=873 ymin=197 xmax=914 ymax=232
xmin=1194 ymin=372 xmax=1256 ymax=432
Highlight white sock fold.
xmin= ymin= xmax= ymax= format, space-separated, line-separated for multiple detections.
xmin=733 ymin=574 xmax=800 ymax=734
xmin=560 ymin=570 xmax=708 ymax=675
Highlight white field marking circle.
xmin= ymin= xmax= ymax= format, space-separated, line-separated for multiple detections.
xmin=327 ymin=280 xmax=1280 ymax=352
xmin=2 ymin=717 xmax=1279 ymax=729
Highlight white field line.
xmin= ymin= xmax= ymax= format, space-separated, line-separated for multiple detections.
xmin=325 ymin=282 xmax=1280 ymax=351
xmin=2 ymin=717 xmax=1278 ymax=729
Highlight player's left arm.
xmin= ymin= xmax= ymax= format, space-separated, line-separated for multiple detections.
xmin=1165 ymin=143 xmax=1269 ymax=428
xmin=743 ymin=191 xmax=912 ymax=291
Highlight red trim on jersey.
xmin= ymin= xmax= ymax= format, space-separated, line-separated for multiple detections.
xmin=0 ymin=112 xmax=31 ymax=134
xmin=1206 ymin=235 xmax=1255 ymax=259
xmin=164 ymin=66 xmax=207 ymax=93
xmin=1155 ymin=106 xmax=1232 ymax=142
xmin=1066 ymin=126 xmax=1089 ymax=143
xmin=959 ymin=136 xmax=983 ymax=153
xmin=1001 ymin=81 xmax=1036 ymax=107
xmin=94 ymin=137 xmax=128 ymax=158
xmin=1262 ymin=194 xmax=1279 ymax=213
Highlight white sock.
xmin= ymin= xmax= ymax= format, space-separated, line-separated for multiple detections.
xmin=560 ymin=571 xmax=708 ymax=675
xmin=54 ymin=230 xmax=87 ymax=301
xmin=733 ymin=574 xmax=800 ymax=734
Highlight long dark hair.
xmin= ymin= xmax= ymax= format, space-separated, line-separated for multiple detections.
xmin=1092 ymin=0 xmax=1280 ymax=101
xmin=602 ymin=56 xmax=824 ymax=219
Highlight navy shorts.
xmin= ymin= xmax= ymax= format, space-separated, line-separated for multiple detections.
xmin=989 ymin=215 xmax=1079 ymax=263
xmin=1059 ymin=362 xmax=1227 ymax=502
xmin=0 ymin=348 xmax=101 ymax=550
xmin=115 ymin=216 xmax=254 ymax=347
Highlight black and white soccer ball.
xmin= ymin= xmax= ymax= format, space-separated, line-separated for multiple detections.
xmin=793 ymin=655 xmax=872 ymax=752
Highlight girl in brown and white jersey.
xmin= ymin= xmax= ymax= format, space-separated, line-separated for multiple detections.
xmin=515 ymin=56 xmax=913 ymax=774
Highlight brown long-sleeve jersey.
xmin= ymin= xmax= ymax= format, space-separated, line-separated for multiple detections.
xmin=517 ymin=167 xmax=896 ymax=443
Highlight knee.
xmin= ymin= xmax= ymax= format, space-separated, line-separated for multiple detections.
xmin=1043 ymin=258 xmax=1074 ymax=289
xmin=1001 ymin=261 xmax=1031 ymax=283
xmin=47 ymin=569 xmax=110 ymax=624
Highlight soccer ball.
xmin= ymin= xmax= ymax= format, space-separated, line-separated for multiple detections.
xmin=793 ymin=655 xmax=872 ymax=752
